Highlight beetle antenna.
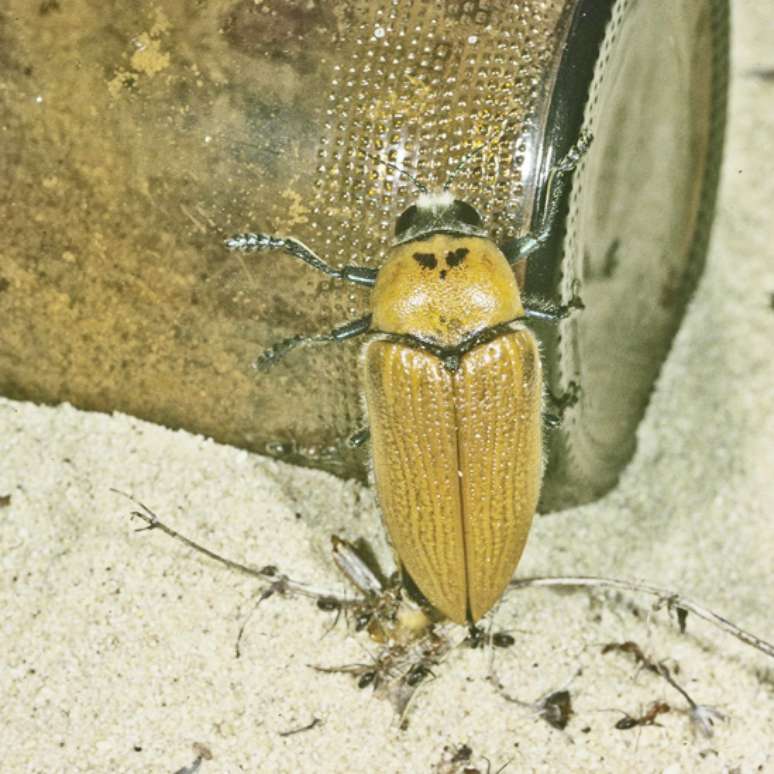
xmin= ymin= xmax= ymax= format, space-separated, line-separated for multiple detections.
xmin=366 ymin=152 xmax=429 ymax=194
xmin=444 ymin=140 xmax=491 ymax=190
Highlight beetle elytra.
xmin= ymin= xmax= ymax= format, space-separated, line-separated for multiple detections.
xmin=228 ymin=133 xmax=591 ymax=625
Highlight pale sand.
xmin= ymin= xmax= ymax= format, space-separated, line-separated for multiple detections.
xmin=2 ymin=8 xmax=773 ymax=773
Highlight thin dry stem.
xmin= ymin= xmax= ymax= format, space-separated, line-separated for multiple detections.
xmin=509 ymin=576 xmax=774 ymax=660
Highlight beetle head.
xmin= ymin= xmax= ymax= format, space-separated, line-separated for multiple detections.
xmin=394 ymin=191 xmax=488 ymax=245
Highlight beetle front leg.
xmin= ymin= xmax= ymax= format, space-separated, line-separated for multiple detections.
xmin=502 ymin=132 xmax=593 ymax=264
xmin=226 ymin=232 xmax=378 ymax=287
xmin=255 ymin=314 xmax=373 ymax=371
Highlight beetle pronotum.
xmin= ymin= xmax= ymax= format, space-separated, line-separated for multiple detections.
xmin=227 ymin=133 xmax=592 ymax=625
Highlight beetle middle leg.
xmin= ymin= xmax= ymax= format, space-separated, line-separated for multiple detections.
xmin=254 ymin=314 xmax=372 ymax=371
xmin=226 ymin=230 xmax=376 ymax=369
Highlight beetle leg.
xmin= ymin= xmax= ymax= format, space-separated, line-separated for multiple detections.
xmin=522 ymin=294 xmax=584 ymax=322
xmin=346 ymin=427 xmax=370 ymax=448
xmin=502 ymin=132 xmax=593 ymax=264
xmin=255 ymin=314 xmax=373 ymax=371
xmin=226 ymin=233 xmax=378 ymax=287
xmin=545 ymin=381 xmax=581 ymax=426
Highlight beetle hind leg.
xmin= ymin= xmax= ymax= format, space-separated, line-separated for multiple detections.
xmin=346 ymin=427 xmax=370 ymax=448
xmin=544 ymin=380 xmax=581 ymax=428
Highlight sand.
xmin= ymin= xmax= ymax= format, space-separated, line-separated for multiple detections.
xmin=2 ymin=6 xmax=773 ymax=773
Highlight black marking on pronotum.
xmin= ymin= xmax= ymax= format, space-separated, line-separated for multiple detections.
xmin=439 ymin=270 xmax=447 ymax=280
xmin=445 ymin=247 xmax=469 ymax=267
xmin=413 ymin=252 xmax=437 ymax=270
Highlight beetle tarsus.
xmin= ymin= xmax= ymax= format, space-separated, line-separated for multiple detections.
xmin=226 ymin=233 xmax=378 ymax=287
xmin=225 ymin=232 xmax=284 ymax=252
xmin=554 ymin=131 xmax=593 ymax=172
xmin=547 ymin=381 xmax=581 ymax=420
xmin=254 ymin=335 xmax=306 ymax=371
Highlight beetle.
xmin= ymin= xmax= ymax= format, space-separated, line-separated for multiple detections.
xmin=227 ymin=133 xmax=591 ymax=625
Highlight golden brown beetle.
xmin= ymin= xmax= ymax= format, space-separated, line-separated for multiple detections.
xmin=227 ymin=135 xmax=590 ymax=624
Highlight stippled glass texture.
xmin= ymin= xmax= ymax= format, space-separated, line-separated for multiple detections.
xmin=0 ymin=0 xmax=566 ymax=477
